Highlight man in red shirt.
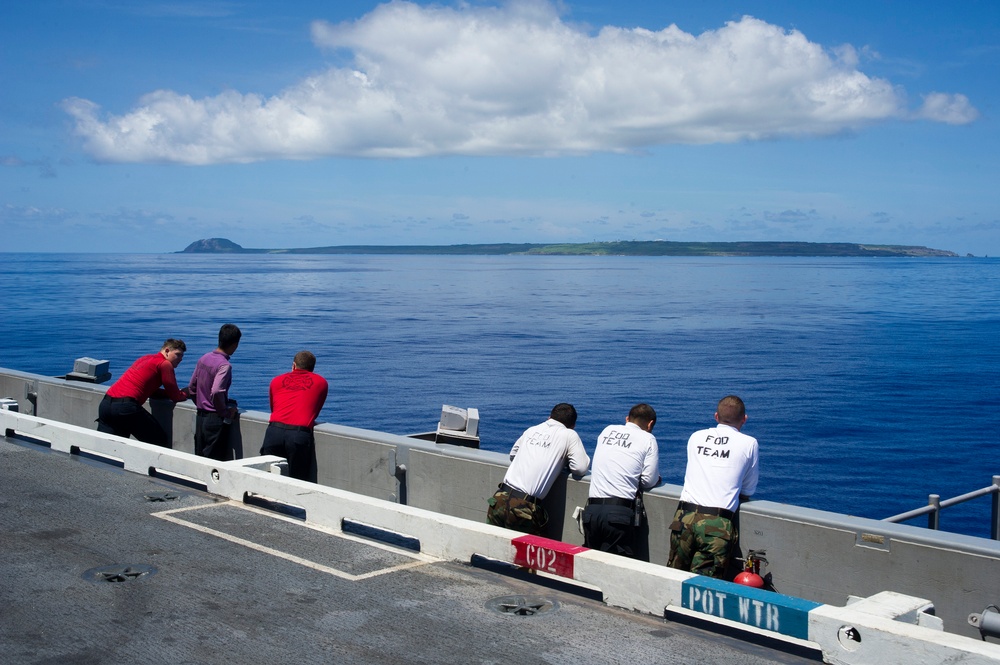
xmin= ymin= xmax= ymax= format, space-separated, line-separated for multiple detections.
xmin=259 ymin=350 xmax=329 ymax=481
xmin=96 ymin=339 xmax=190 ymax=447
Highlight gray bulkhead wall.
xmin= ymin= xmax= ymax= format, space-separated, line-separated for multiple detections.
xmin=2 ymin=368 xmax=998 ymax=641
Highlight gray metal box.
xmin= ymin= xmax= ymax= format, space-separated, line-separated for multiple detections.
xmin=73 ymin=357 xmax=110 ymax=377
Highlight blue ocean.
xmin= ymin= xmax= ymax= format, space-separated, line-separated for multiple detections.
xmin=3 ymin=253 xmax=998 ymax=538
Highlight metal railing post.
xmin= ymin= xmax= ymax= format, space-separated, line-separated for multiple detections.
xmin=992 ymin=475 xmax=1000 ymax=541
xmin=927 ymin=494 xmax=940 ymax=530
xmin=884 ymin=474 xmax=1000 ymax=536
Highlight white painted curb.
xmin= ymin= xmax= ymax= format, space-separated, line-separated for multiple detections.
xmin=4 ymin=410 xmax=999 ymax=665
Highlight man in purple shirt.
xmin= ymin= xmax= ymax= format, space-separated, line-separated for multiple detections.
xmin=188 ymin=323 xmax=241 ymax=461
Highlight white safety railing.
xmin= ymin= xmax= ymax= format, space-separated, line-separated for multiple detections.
xmin=4 ymin=409 xmax=1000 ymax=665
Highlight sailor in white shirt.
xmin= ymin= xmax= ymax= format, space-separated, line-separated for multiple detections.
xmin=487 ymin=403 xmax=590 ymax=536
xmin=583 ymin=403 xmax=660 ymax=558
xmin=668 ymin=395 xmax=759 ymax=578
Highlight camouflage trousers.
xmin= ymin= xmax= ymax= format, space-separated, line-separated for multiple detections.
xmin=486 ymin=489 xmax=549 ymax=536
xmin=666 ymin=507 xmax=736 ymax=579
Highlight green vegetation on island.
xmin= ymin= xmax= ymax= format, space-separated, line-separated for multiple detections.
xmin=180 ymin=238 xmax=958 ymax=257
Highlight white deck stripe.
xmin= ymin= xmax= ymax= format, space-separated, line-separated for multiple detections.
xmin=153 ymin=501 xmax=437 ymax=581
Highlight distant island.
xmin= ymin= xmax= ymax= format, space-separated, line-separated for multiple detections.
xmin=179 ymin=237 xmax=958 ymax=257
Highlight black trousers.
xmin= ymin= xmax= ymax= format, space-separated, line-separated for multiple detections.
xmin=582 ymin=503 xmax=637 ymax=558
xmin=260 ymin=423 xmax=317 ymax=482
xmin=97 ymin=396 xmax=168 ymax=447
xmin=195 ymin=411 xmax=231 ymax=461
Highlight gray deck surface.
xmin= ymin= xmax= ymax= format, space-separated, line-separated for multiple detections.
xmin=0 ymin=434 xmax=820 ymax=664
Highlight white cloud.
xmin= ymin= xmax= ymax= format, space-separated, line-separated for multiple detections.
xmin=0 ymin=203 xmax=74 ymax=224
xmin=63 ymin=1 xmax=974 ymax=164
xmin=1 ymin=155 xmax=57 ymax=178
xmin=915 ymin=92 xmax=979 ymax=125
xmin=91 ymin=207 xmax=177 ymax=228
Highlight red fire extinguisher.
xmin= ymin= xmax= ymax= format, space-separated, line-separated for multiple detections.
xmin=734 ymin=549 xmax=768 ymax=588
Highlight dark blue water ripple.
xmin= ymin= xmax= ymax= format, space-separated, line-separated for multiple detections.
xmin=2 ymin=253 xmax=998 ymax=538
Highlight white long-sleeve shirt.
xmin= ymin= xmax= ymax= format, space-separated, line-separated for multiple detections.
xmin=588 ymin=421 xmax=660 ymax=500
xmin=503 ymin=419 xmax=590 ymax=499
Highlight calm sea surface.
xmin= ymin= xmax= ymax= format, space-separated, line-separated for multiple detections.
xmin=2 ymin=253 xmax=998 ymax=537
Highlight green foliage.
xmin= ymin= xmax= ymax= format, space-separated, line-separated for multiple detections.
xmin=180 ymin=239 xmax=957 ymax=257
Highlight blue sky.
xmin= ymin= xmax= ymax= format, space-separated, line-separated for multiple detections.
xmin=2 ymin=1 xmax=997 ymax=255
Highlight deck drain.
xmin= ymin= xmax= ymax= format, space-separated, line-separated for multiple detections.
xmin=144 ymin=491 xmax=180 ymax=502
xmin=486 ymin=595 xmax=558 ymax=617
xmin=83 ymin=564 xmax=157 ymax=584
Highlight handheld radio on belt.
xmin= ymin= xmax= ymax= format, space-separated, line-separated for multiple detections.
xmin=633 ymin=489 xmax=646 ymax=527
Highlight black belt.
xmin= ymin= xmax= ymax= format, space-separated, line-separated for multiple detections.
xmin=104 ymin=396 xmax=138 ymax=404
xmin=197 ymin=409 xmax=220 ymax=416
xmin=270 ymin=422 xmax=313 ymax=432
xmin=588 ymin=496 xmax=636 ymax=510
xmin=499 ymin=482 xmax=540 ymax=504
xmin=678 ymin=501 xmax=735 ymax=521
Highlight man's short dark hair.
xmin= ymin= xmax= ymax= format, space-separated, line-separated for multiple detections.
xmin=717 ymin=395 xmax=746 ymax=426
xmin=628 ymin=403 xmax=656 ymax=429
xmin=549 ymin=403 xmax=577 ymax=429
xmin=161 ymin=338 xmax=186 ymax=352
xmin=293 ymin=350 xmax=316 ymax=372
xmin=218 ymin=324 xmax=242 ymax=349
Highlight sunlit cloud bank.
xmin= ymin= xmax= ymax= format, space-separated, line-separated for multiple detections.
xmin=62 ymin=1 xmax=978 ymax=165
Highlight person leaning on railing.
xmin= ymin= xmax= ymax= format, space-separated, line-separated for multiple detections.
xmin=95 ymin=339 xmax=191 ymax=447
xmin=583 ymin=403 xmax=661 ymax=559
xmin=188 ymin=323 xmax=241 ymax=462
xmin=486 ymin=403 xmax=590 ymax=537
xmin=667 ymin=395 xmax=759 ymax=579
xmin=259 ymin=350 xmax=328 ymax=483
